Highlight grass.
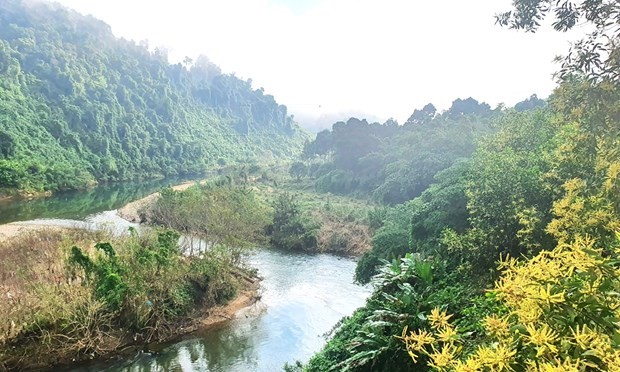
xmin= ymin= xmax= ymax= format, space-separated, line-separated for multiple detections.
xmin=0 ymin=227 xmax=251 ymax=370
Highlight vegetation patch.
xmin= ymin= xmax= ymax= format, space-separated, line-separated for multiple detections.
xmin=0 ymin=225 xmax=255 ymax=370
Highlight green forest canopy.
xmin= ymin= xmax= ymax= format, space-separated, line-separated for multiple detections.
xmin=0 ymin=0 xmax=308 ymax=193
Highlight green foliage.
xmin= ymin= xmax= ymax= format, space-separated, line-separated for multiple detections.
xmin=459 ymin=110 xmax=556 ymax=272
xmin=268 ymin=192 xmax=319 ymax=251
xmin=307 ymin=254 xmax=488 ymax=372
xmin=0 ymin=0 xmax=307 ymax=194
xmin=409 ymin=160 xmax=471 ymax=252
xmin=289 ymin=161 xmax=307 ymax=180
xmin=402 ymin=236 xmax=620 ymax=371
xmin=303 ymin=106 xmax=494 ymax=204
xmin=66 ymin=229 xmax=240 ymax=336
xmin=69 ymin=232 xmax=183 ymax=311
xmin=150 ymin=182 xmax=270 ymax=261
xmin=304 ymin=5 xmax=620 ymax=371
xmin=356 ymin=160 xmax=471 ymax=284
xmin=70 ymin=242 xmax=127 ymax=310
xmin=355 ymin=228 xmax=409 ymax=284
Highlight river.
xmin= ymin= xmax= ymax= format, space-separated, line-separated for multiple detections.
xmin=1 ymin=181 xmax=371 ymax=371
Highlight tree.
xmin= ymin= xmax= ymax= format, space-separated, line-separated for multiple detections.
xmin=404 ymin=103 xmax=436 ymax=126
xmin=497 ymin=0 xmax=620 ymax=82
xmin=446 ymin=98 xmax=492 ymax=118
xmin=268 ymin=192 xmax=319 ymax=251
xmin=289 ymin=161 xmax=307 ymax=181
xmin=514 ymin=94 xmax=546 ymax=111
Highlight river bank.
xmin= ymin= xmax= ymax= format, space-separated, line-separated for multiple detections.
xmin=0 ymin=179 xmax=264 ymax=371
xmin=117 ymin=180 xmax=203 ymax=222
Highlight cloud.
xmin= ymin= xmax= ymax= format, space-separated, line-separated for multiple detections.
xmin=54 ymin=0 xmax=586 ymax=129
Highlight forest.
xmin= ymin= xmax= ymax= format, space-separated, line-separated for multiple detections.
xmin=296 ymin=79 xmax=619 ymax=371
xmin=0 ymin=0 xmax=306 ymax=196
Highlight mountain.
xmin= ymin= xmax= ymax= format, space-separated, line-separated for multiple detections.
xmin=0 ymin=0 xmax=308 ymax=194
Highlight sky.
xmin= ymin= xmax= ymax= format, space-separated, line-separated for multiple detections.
xmin=53 ymin=0 xmax=587 ymax=130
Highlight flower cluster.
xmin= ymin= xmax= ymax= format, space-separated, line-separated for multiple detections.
xmin=402 ymin=235 xmax=620 ymax=371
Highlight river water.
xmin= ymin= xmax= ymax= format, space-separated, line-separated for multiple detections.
xmin=1 ymin=181 xmax=371 ymax=371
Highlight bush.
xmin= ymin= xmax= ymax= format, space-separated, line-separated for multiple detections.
xmin=401 ymin=235 xmax=620 ymax=370
xmin=268 ymin=192 xmax=319 ymax=251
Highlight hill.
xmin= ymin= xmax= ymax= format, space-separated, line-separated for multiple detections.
xmin=0 ymin=0 xmax=308 ymax=195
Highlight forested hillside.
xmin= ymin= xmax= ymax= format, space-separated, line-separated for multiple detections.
xmin=301 ymin=97 xmax=516 ymax=204
xmin=0 ymin=0 xmax=307 ymax=194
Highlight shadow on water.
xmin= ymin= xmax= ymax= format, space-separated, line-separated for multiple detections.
xmin=0 ymin=176 xmax=195 ymax=224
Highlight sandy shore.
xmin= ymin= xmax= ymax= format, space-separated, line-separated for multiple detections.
xmin=0 ymin=222 xmax=63 ymax=242
xmin=185 ymin=278 xmax=263 ymax=332
xmin=117 ymin=180 xmax=203 ymax=222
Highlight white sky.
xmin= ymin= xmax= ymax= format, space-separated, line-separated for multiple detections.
xmin=53 ymin=0 xmax=587 ymax=129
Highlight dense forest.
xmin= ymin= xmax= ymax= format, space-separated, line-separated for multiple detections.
xmin=0 ymin=0 xmax=307 ymax=195
xmin=296 ymin=80 xmax=619 ymax=371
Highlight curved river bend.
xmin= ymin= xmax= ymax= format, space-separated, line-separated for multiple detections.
xmin=1 ymin=181 xmax=371 ymax=371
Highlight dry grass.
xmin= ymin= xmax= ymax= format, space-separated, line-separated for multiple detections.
xmin=0 ymin=227 xmax=257 ymax=371
xmin=314 ymin=212 xmax=372 ymax=256
xmin=0 ymin=228 xmax=114 ymax=369
xmin=0 ymin=229 xmax=106 ymax=336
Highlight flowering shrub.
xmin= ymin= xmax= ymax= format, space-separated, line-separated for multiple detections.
xmin=402 ymin=235 xmax=620 ymax=371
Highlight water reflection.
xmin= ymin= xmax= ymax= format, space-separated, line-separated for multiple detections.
xmin=0 ymin=176 xmax=193 ymax=224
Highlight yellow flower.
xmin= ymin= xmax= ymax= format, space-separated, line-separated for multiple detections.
xmin=570 ymin=324 xmax=595 ymax=350
xmin=536 ymin=284 xmax=565 ymax=306
xmin=475 ymin=344 xmax=516 ymax=370
xmin=525 ymin=324 xmax=558 ymax=357
xmin=437 ymin=325 xmax=459 ymax=343
xmin=428 ymin=308 xmax=453 ymax=329
xmin=427 ymin=343 xmax=461 ymax=371
xmin=403 ymin=328 xmax=435 ymax=352
xmin=454 ymin=358 xmax=483 ymax=372
xmin=513 ymin=298 xmax=543 ymax=324
xmin=536 ymin=357 xmax=582 ymax=372
xmin=484 ymin=314 xmax=510 ymax=338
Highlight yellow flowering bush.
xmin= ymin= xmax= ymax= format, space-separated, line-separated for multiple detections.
xmin=401 ymin=235 xmax=620 ymax=371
